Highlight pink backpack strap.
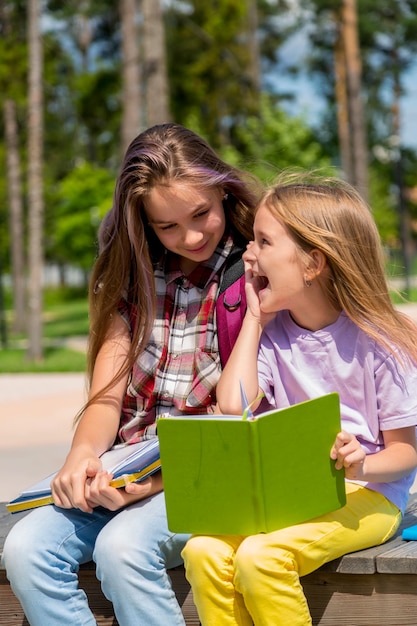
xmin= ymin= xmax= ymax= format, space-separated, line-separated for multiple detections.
xmin=216 ymin=251 xmax=247 ymax=368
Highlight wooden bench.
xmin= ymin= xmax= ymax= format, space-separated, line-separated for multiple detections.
xmin=2 ymin=495 xmax=417 ymax=625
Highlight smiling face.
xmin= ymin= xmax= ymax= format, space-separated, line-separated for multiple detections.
xmin=144 ymin=182 xmax=226 ymax=275
xmin=251 ymin=204 xmax=307 ymax=315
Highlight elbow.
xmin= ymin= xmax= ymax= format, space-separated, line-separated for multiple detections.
xmin=216 ymin=390 xmax=242 ymax=416
xmin=217 ymin=399 xmax=242 ymax=416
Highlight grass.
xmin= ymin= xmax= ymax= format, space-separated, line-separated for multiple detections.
xmin=0 ymin=346 xmax=87 ymax=373
xmin=391 ymin=288 xmax=417 ymax=305
xmin=42 ymin=299 xmax=90 ymax=339
xmin=0 ymin=287 xmax=89 ymax=373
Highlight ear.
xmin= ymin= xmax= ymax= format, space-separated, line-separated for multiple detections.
xmin=305 ymin=249 xmax=327 ymax=281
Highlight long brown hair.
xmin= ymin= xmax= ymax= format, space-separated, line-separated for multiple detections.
xmin=80 ymin=124 xmax=259 ymax=420
xmin=262 ymin=171 xmax=417 ymax=365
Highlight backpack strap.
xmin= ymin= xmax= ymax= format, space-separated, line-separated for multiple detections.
xmin=216 ymin=248 xmax=247 ymax=368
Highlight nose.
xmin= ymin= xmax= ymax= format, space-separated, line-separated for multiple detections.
xmin=182 ymin=229 xmax=204 ymax=248
xmin=243 ymin=241 xmax=258 ymax=263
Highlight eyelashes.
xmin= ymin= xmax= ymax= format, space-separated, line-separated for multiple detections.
xmin=156 ymin=209 xmax=210 ymax=232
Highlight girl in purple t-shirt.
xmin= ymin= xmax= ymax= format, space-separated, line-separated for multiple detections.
xmin=183 ymin=173 xmax=417 ymax=626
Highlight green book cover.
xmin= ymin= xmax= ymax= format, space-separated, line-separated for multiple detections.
xmin=158 ymin=393 xmax=346 ymax=535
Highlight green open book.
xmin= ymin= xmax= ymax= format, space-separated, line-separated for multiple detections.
xmin=7 ymin=438 xmax=161 ymax=514
xmin=158 ymin=392 xmax=346 ymax=535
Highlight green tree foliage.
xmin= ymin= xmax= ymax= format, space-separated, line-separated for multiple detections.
xmin=165 ymin=0 xmax=256 ymax=148
xmin=356 ymin=0 xmax=417 ymax=141
xmin=0 ymin=0 xmax=28 ymax=276
xmin=219 ymin=95 xmax=333 ymax=183
xmin=0 ymin=1 xmax=27 ymax=104
xmin=165 ymin=0 xmax=297 ymax=150
xmin=1 ymin=0 xmax=416 ymax=291
xmin=298 ymin=0 xmax=417 ymax=247
xmin=368 ymin=167 xmax=398 ymax=244
xmin=47 ymin=162 xmax=114 ymax=274
xmin=44 ymin=0 xmax=122 ymax=168
xmin=304 ymin=0 xmax=417 ymax=150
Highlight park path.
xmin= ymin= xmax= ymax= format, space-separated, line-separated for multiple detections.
xmin=0 ymin=373 xmax=86 ymax=501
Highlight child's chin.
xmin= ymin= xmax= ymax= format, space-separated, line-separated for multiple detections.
xmin=259 ymin=300 xmax=271 ymax=314
xmin=260 ymin=298 xmax=280 ymax=315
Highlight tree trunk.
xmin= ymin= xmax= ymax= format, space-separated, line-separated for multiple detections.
xmin=247 ymin=0 xmax=261 ymax=98
xmin=120 ymin=0 xmax=143 ymax=155
xmin=392 ymin=52 xmax=412 ymax=294
xmin=333 ymin=25 xmax=353 ymax=184
xmin=4 ymin=98 xmax=26 ymax=333
xmin=143 ymin=0 xmax=170 ymax=127
xmin=27 ymin=0 xmax=44 ymax=362
xmin=341 ymin=0 xmax=369 ymax=202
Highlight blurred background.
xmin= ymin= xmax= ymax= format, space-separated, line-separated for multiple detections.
xmin=1 ymin=0 xmax=417 ymax=372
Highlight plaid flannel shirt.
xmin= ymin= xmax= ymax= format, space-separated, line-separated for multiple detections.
xmin=117 ymin=236 xmax=235 ymax=444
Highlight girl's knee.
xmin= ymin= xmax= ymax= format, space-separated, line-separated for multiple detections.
xmin=236 ymin=535 xmax=269 ymax=563
xmin=3 ymin=522 xmax=36 ymax=568
xmin=94 ymin=522 xmax=153 ymax=576
xmin=235 ymin=536 xmax=296 ymax=586
xmin=93 ymin=524 xmax=121 ymax=570
xmin=2 ymin=522 xmax=46 ymax=588
xmin=182 ymin=534 xmax=232 ymax=568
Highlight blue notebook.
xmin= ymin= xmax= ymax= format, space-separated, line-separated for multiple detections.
xmin=402 ymin=525 xmax=417 ymax=541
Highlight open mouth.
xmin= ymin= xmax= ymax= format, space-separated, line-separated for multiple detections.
xmin=257 ymin=276 xmax=269 ymax=293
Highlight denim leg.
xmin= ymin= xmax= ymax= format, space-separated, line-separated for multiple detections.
xmin=2 ymin=504 xmax=116 ymax=626
xmin=94 ymin=491 xmax=191 ymax=626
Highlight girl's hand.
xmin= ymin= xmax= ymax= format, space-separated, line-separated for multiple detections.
xmin=243 ymin=242 xmax=275 ymax=327
xmin=331 ymin=426 xmax=417 ymax=484
xmin=242 ymin=242 xmax=261 ymax=320
xmin=85 ymin=470 xmax=163 ymax=511
xmin=51 ymin=451 xmax=103 ymax=513
xmin=330 ymin=430 xmax=366 ymax=480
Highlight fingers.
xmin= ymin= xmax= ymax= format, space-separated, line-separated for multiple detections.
xmin=84 ymin=471 xmax=115 ymax=509
xmin=330 ymin=431 xmax=351 ymax=459
xmin=124 ymin=477 xmax=152 ymax=496
xmin=330 ymin=431 xmax=365 ymax=472
xmin=85 ymin=475 xmax=154 ymax=511
xmin=51 ymin=470 xmax=93 ymax=513
xmin=51 ymin=458 xmax=103 ymax=513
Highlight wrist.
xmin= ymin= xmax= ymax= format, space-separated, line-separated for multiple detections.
xmin=243 ymin=310 xmax=263 ymax=329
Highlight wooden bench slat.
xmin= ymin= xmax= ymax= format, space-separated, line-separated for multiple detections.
xmin=376 ymin=540 xmax=417 ymax=574
xmin=327 ymin=538 xmax=405 ymax=575
xmin=303 ymin=571 xmax=417 ymax=625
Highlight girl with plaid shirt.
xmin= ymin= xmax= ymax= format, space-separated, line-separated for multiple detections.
xmin=3 ymin=124 xmax=259 ymax=625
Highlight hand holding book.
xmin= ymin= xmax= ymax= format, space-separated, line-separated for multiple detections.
xmin=7 ymin=438 xmax=161 ymax=514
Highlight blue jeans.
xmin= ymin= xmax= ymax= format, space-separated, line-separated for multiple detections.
xmin=2 ymin=492 xmax=190 ymax=625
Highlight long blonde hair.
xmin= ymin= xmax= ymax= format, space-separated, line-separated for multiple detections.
xmin=78 ymin=124 xmax=259 ymax=421
xmin=262 ymin=172 xmax=417 ymax=365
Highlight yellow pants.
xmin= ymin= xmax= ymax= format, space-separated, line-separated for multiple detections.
xmin=182 ymin=483 xmax=401 ymax=626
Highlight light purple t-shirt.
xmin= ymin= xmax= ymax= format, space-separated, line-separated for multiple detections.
xmin=257 ymin=310 xmax=417 ymax=513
